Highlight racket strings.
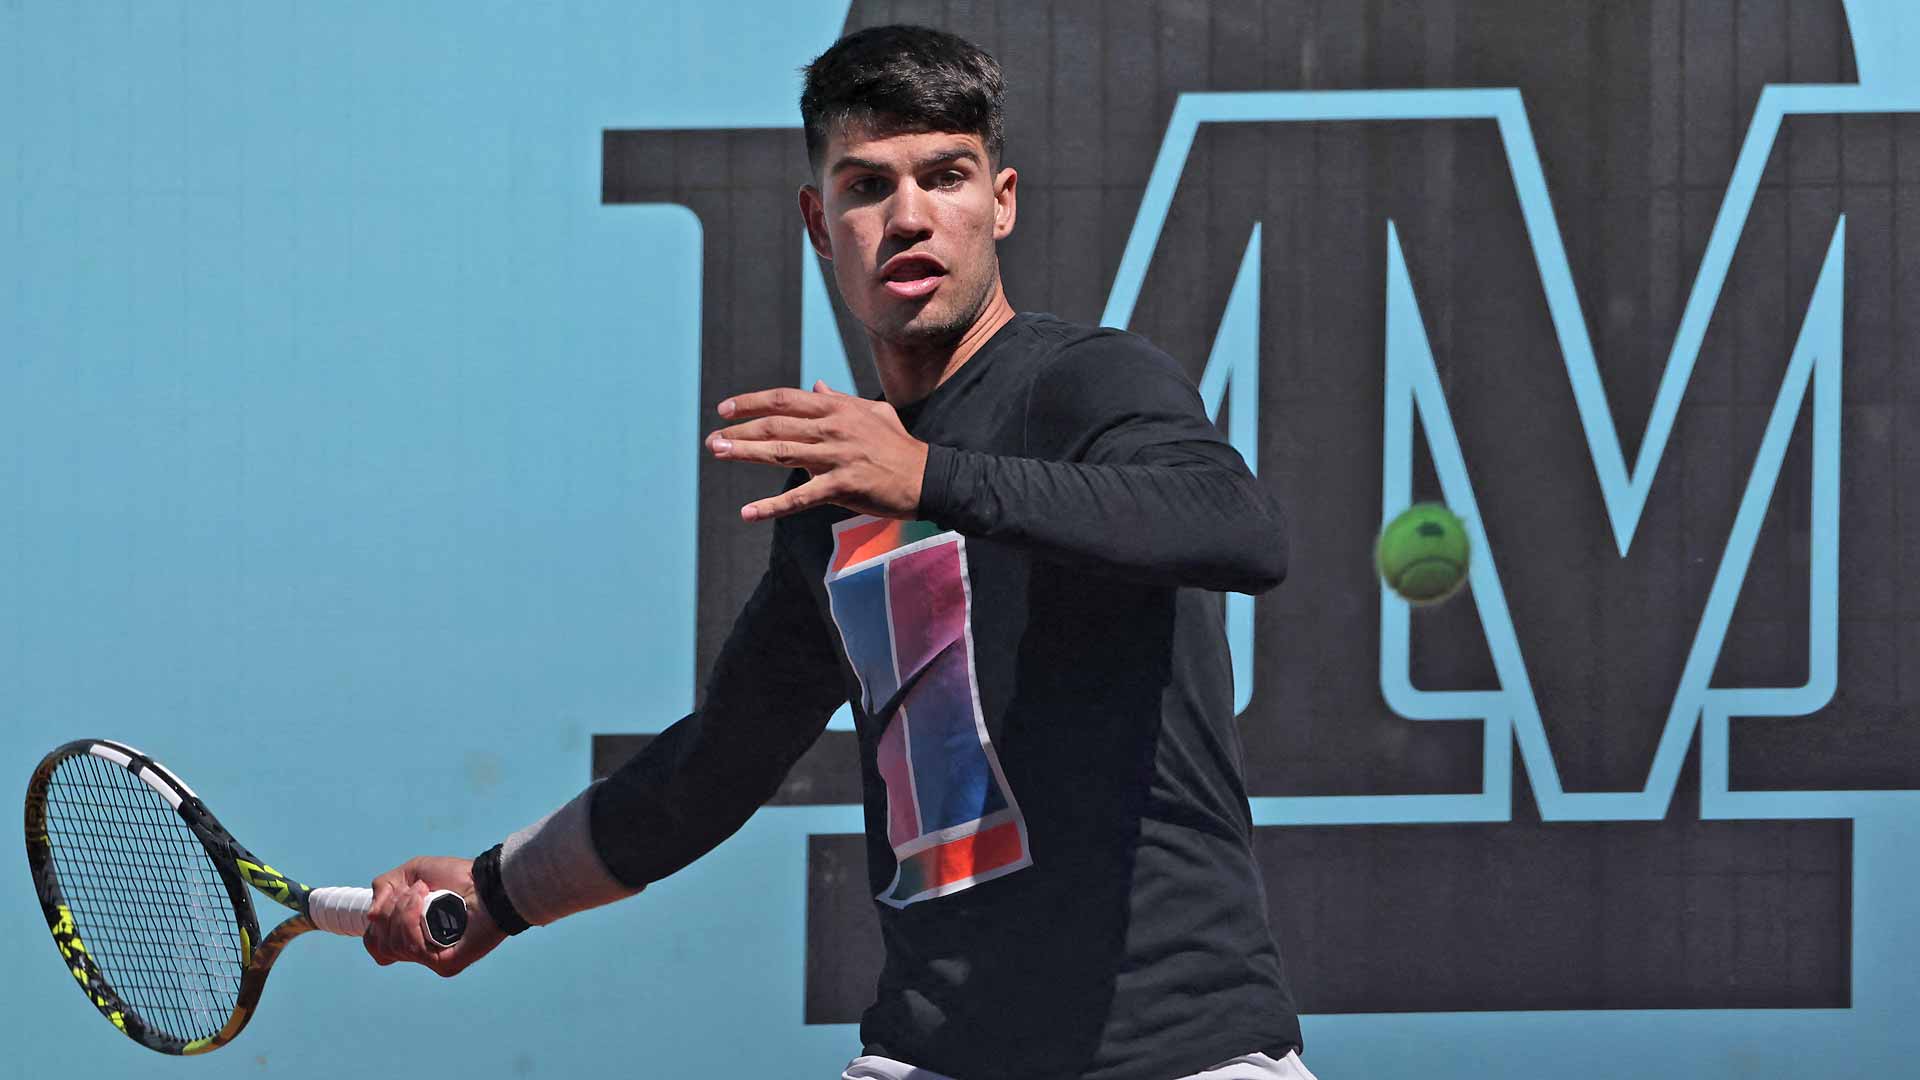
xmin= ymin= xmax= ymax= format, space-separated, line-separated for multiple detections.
xmin=42 ymin=753 xmax=243 ymax=1042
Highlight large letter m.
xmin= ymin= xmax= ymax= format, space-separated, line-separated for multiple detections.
xmin=1106 ymin=86 xmax=1918 ymax=829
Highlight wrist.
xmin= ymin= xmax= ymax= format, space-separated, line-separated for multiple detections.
xmin=904 ymin=438 xmax=930 ymax=515
xmin=469 ymin=844 xmax=532 ymax=936
xmin=917 ymin=442 xmax=956 ymax=519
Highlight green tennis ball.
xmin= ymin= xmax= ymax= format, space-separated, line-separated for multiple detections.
xmin=1376 ymin=502 xmax=1471 ymax=605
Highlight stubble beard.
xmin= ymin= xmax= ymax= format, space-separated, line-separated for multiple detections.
xmin=870 ymin=254 xmax=999 ymax=353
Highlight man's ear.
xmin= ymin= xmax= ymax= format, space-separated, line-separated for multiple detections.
xmin=992 ymin=167 xmax=1018 ymax=241
xmin=799 ymin=185 xmax=833 ymax=260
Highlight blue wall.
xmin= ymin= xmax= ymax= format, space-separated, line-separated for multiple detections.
xmin=5 ymin=2 xmax=1920 ymax=1076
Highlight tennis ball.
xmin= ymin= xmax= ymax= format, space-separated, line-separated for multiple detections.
xmin=1376 ymin=502 xmax=1471 ymax=605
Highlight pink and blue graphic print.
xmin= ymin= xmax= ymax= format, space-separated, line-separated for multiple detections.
xmin=825 ymin=516 xmax=1031 ymax=907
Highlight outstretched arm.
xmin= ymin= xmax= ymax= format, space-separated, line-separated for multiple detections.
xmin=362 ymin=536 xmax=846 ymax=973
xmin=585 ymin=540 xmax=847 ymax=886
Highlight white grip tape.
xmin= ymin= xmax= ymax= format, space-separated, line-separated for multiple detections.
xmin=307 ymin=886 xmax=466 ymax=944
xmin=308 ymin=886 xmax=375 ymax=936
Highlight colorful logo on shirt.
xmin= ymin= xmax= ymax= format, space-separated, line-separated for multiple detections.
xmin=824 ymin=516 xmax=1032 ymax=907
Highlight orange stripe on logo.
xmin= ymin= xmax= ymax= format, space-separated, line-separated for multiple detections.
xmin=832 ymin=518 xmax=902 ymax=574
xmin=924 ymin=820 xmax=1024 ymax=887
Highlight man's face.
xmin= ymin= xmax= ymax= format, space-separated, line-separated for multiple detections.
xmin=800 ymin=125 xmax=1017 ymax=347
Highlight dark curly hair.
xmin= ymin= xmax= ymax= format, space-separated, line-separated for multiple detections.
xmin=799 ymin=25 xmax=1005 ymax=178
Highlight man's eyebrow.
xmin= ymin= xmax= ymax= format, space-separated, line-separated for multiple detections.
xmin=829 ymin=146 xmax=984 ymax=177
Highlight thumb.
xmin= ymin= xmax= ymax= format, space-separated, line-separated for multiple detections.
xmin=812 ymin=379 xmax=851 ymax=396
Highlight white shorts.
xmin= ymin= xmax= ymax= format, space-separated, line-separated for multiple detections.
xmin=842 ymin=1048 xmax=1320 ymax=1080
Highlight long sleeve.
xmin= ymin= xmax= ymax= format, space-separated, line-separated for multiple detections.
xmin=496 ymin=529 xmax=848 ymax=922
xmin=916 ymin=332 xmax=1287 ymax=594
xmin=587 ymin=535 xmax=848 ymax=887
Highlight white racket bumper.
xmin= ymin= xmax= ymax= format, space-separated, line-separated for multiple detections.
xmin=308 ymin=886 xmax=469 ymax=948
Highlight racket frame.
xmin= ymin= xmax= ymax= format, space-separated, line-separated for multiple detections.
xmin=25 ymin=738 xmax=326 ymax=1055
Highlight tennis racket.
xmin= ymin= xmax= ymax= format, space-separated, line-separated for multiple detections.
xmin=23 ymin=738 xmax=468 ymax=1055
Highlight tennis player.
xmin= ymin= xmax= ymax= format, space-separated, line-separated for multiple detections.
xmin=364 ymin=24 xmax=1311 ymax=1080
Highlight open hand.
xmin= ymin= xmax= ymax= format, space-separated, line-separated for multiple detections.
xmin=708 ymin=381 xmax=929 ymax=521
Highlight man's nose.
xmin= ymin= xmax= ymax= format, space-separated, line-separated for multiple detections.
xmin=886 ymin=182 xmax=933 ymax=240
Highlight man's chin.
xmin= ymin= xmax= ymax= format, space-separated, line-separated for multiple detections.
xmin=875 ymin=306 xmax=971 ymax=347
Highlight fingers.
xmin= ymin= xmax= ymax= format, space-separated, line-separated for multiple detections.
xmin=362 ymin=859 xmax=444 ymax=969
xmin=717 ymin=386 xmax=835 ymax=422
xmin=360 ymin=856 xmax=504 ymax=978
xmin=741 ymin=474 xmax=834 ymax=522
xmin=711 ymin=414 xmax=824 ymax=446
xmin=708 ymin=433 xmax=833 ymax=470
xmin=716 ymin=415 xmax=822 ymax=442
xmin=399 ymin=881 xmax=432 ymax=958
xmin=710 ymin=384 xmax=916 ymax=520
xmin=364 ymin=878 xmax=431 ymax=967
xmin=363 ymin=870 xmax=405 ymax=965
xmin=709 ymin=390 xmax=859 ymax=468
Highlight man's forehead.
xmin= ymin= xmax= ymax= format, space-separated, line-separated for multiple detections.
xmin=825 ymin=126 xmax=988 ymax=170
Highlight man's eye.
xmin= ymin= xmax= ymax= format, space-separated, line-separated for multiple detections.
xmin=849 ymin=177 xmax=885 ymax=196
xmin=935 ymin=171 xmax=965 ymax=189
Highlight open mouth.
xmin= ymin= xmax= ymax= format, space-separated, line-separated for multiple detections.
xmin=884 ymin=274 xmax=944 ymax=299
xmin=881 ymin=257 xmax=946 ymax=300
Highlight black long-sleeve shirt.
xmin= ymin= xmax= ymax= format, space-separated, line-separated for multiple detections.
xmin=591 ymin=312 xmax=1300 ymax=1080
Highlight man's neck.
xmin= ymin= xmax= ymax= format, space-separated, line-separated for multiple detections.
xmin=869 ymin=284 xmax=1016 ymax=407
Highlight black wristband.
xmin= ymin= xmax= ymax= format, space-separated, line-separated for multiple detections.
xmin=471 ymin=843 xmax=532 ymax=936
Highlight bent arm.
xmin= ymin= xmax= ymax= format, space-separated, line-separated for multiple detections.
xmin=918 ymin=333 xmax=1288 ymax=594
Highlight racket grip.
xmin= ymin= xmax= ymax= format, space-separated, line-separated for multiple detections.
xmin=309 ymin=886 xmax=469 ymax=948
